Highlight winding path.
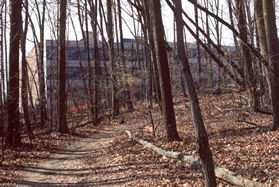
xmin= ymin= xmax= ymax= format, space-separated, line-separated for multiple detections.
xmin=18 ymin=116 xmax=143 ymax=186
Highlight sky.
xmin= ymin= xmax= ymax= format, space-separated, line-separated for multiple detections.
xmin=2 ymin=0 xmax=278 ymax=54
xmin=24 ymin=0 xmax=236 ymax=53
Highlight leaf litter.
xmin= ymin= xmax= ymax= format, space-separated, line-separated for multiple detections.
xmin=0 ymin=87 xmax=278 ymax=186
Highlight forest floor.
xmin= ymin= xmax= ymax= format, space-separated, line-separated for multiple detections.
xmin=0 ymin=86 xmax=279 ymax=186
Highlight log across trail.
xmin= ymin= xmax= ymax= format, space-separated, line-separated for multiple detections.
xmin=126 ymin=131 xmax=267 ymax=187
xmin=14 ymin=111 xmax=272 ymax=186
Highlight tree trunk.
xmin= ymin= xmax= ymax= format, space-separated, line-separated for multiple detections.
xmin=143 ymin=0 xmax=161 ymax=108
xmin=262 ymin=0 xmax=279 ymax=130
xmin=254 ymin=0 xmax=270 ymax=109
xmin=106 ymin=0 xmax=119 ymax=116
xmin=37 ymin=0 xmax=48 ymax=128
xmin=193 ymin=0 xmax=202 ymax=89
xmin=6 ymin=0 xmax=22 ymax=147
xmin=57 ymin=0 xmax=68 ymax=133
xmin=235 ymin=0 xmax=259 ymax=111
xmin=174 ymin=0 xmax=216 ymax=186
xmin=21 ymin=0 xmax=33 ymax=140
xmin=0 ymin=2 xmax=4 ymax=161
xmin=85 ymin=0 xmax=95 ymax=123
xmin=149 ymin=0 xmax=180 ymax=142
xmin=137 ymin=3 xmax=153 ymax=105
xmin=204 ymin=0 xmax=213 ymax=87
xmin=99 ymin=1 xmax=110 ymax=110
xmin=117 ymin=0 xmax=134 ymax=111
xmin=0 ymin=2 xmax=5 ymax=160
xmin=77 ymin=0 xmax=95 ymax=123
xmin=92 ymin=0 xmax=101 ymax=124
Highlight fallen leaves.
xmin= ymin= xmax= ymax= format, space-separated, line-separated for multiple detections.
xmin=0 ymin=87 xmax=278 ymax=186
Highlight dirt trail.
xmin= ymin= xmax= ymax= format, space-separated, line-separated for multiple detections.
xmin=18 ymin=117 xmax=143 ymax=187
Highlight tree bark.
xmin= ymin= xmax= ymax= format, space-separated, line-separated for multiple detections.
xmin=36 ymin=0 xmax=48 ymax=128
xmin=6 ymin=0 xmax=22 ymax=147
xmin=262 ymin=0 xmax=279 ymax=130
xmin=0 ymin=2 xmax=5 ymax=161
xmin=254 ymin=0 xmax=269 ymax=105
xmin=85 ymin=0 xmax=95 ymax=123
xmin=57 ymin=0 xmax=68 ymax=133
xmin=92 ymin=0 xmax=101 ymax=124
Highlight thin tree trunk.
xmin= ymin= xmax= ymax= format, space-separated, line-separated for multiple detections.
xmin=150 ymin=0 xmax=180 ymax=142
xmin=173 ymin=0 xmax=216 ymax=185
xmin=85 ymin=0 xmax=95 ymax=123
xmin=35 ymin=0 xmax=48 ymax=128
xmin=57 ymin=0 xmax=68 ymax=133
xmin=89 ymin=0 xmax=101 ymax=123
xmin=235 ymin=0 xmax=259 ymax=110
xmin=138 ymin=4 xmax=153 ymax=105
xmin=143 ymin=0 xmax=161 ymax=108
xmin=21 ymin=0 xmax=33 ymax=140
xmin=117 ymin=0 xmax=133 ymax=111
xmin=99 ymin=1 xmax=110 ymax=110
xmin=77 ymin=0 xmax=95 ymax=123
xmin=0 ymin=3 xmax=4 ymax=160
xmin=193 ymin=0 xmax=202 ymax=89
xmin=254 ymin=0 xmax=271 ymax=100
xmin=0 ymin=3 xmax=5 ymax=161
xmin=227 ymin=0 xmax=242 ymax=84
xmin=202 ymin=0 xmax=213 ymax=87
xmin=106 ymin=0 xmax=119 ymax=116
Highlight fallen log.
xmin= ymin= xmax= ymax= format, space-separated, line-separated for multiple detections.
xmin=126 ymin=130 xmax=267 ymax=187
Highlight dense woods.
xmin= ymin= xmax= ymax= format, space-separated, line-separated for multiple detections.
xmin=0 ymin=0 xmax=278 ymax=186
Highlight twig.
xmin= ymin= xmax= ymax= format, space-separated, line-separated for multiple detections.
xmin=214 ymin=106 xmax=223 ymax=112
xmin=237 ymin=120 xmax=264 ymax=128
